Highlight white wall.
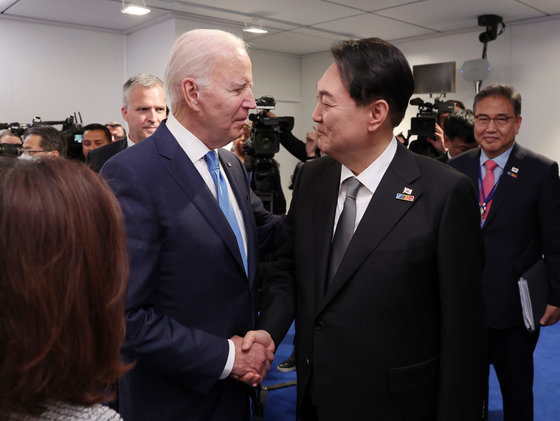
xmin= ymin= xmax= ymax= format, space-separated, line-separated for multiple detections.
xmin=0 ymin=19 xmax=125 ymax=127
xmin=2 ymin=15 xmax=559 ymax=197
xmin=300 ymin=17 xmax=560 ymax=162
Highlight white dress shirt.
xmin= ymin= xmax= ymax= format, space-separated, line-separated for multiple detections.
xmin=333 ymin=137 xmax=398 ymax=236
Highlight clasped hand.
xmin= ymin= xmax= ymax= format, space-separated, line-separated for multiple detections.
xmin=229 ymin=330 xmax=275 ymax=387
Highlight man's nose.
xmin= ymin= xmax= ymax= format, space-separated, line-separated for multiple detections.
xmin=244 ymin=90 xmax=257 ymax=109
xmin=312 ymin=102 xmax=322 ymax=123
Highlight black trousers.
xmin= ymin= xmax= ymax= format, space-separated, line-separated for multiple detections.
xmin=486 ymin=325 xmax=540 ymax=421
xmin=300 ymin=388 xmax=319 ymax=421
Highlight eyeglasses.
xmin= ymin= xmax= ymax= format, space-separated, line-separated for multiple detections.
xmin=474 ymin=115 xmax=517 ymax=127
xmin=18 ymin=149 xmax=47 ymax=156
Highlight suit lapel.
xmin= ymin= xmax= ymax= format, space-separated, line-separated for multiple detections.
xmin=155 ymin=125 xmax=248 ymax=278
xmin=318 ymin=145 xmax=422 ymax=312
xmin=312 ymin=159 xmax=342 ymax=298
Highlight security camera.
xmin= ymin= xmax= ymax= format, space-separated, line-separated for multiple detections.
xmin=478 ymin=14 xmax=504 ymax=43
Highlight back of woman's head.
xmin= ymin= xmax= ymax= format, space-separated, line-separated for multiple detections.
xmin=0 ymin=157 xmax=129 ymax=417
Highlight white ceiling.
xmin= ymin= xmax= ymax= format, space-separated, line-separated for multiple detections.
xmin=1 ymin=0 xmax=559 ymax=55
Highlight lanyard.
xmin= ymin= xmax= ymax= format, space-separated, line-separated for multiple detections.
xmin=478 ymin=166 xmax=501 ymax=219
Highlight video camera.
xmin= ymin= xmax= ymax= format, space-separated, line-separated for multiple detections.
xmin=244 ymin=96 xmax=294 ymax=158
xmin=0 ymin=113 xmax=84 ymax=160
xmin=408 ymin=97 xmax=455 ymax=138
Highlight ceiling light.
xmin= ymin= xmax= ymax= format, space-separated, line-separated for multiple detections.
xmin=122 ymin=0 xmax=151 ymax=16
xmin=243 ymin=21 xmax=268 ymax=34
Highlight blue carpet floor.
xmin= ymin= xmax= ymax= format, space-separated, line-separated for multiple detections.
xmin=258 ymin=323 xmax=560 ymax=420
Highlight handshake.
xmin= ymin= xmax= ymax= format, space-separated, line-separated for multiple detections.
xmin=229 ymin=330 xmax=276 ymax=387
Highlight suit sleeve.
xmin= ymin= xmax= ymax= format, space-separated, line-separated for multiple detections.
xmin=436 ymin=174 xmax=488 ymax=420
xmin=100 ymin=159 xmax=229 ymax=395
xmin=538 ymin=162 xmax=560 ymax=306
xmin=255 ymin=161 xmax=305 ymax=346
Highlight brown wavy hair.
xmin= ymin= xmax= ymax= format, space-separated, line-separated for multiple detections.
xmin=0 ymin=157 xmax=130 ymax=417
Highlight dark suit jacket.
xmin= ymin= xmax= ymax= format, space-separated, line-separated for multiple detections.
xmin=258 ymin=143 xmax=487 ymax=421
xmin=436 ymin=152 xmax=449 ymax=163
xmin=100 ymin=122 xmax=284 ymax=421
xmin=86 ymin=137 xmax=127 ymax=172
xmin=450 ymin=143 xmax=560 ymax=328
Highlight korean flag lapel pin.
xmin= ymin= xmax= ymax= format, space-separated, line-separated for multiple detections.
xmin=396 ymin=187 xmax=414 ymax=202
xmin=507 ymin=166 xmax=519 ymax=178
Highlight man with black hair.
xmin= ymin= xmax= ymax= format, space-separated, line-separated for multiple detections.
xmin=450 ymin=84 xmax=560 ymax=421
xmin=248 ymin=37 xmax=487 ymax=421
xmin=22 ymin=126 xmax=66 ymax=158
xmin=82 ymin=123 xmax=111 ymax=158
xmin=438 ymin=109 xmax=477 ymax=163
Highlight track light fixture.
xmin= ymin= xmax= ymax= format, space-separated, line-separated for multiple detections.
xmin=243 ymin=20 xmax=268 ymax=34
xmin=121 ymin=0 xmax=151 ymax=16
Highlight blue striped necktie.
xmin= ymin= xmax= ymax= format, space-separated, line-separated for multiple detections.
xmin=204 ymin=151 xmax=248 ymax=274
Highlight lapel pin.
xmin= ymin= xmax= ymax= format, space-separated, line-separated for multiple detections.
xmin=396 ymin=193 xmax=414 ymax=202
xmin=403 ymin=187 xmax=413 ymax=195
xmin=507 ymin=166 xmax=518 ymax=178
xmin=226 ymin=162 xmax=232 ymax=167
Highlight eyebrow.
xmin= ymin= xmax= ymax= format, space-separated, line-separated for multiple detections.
xmin=232 ymin=80 xmax=252 ymax=89
xmin=317 ymin=89 xmax=335 ymax=99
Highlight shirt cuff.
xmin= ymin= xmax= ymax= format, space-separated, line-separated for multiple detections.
xmin=219 ymin=339 xmax=235 ymax=379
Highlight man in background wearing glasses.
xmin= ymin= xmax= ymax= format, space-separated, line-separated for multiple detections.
xmin=450 ymin=84 xmax=560 ymax=421
xmin=21 ymin=126 xmax=66 ymax=158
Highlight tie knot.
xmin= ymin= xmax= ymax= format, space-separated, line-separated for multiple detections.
xmin=345 ymin=177 xmax=361 ymax=199
xmin=485 ymin=159 xmax=498 ymax=172
xmin=204 ymin=151 xmax=219 ymax=171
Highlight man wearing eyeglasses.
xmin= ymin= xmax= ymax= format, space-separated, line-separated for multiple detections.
xmin=450 ymin=84 xmax=560 ymax=421
xmin=21 ymin=126 xmax=67 ymax=158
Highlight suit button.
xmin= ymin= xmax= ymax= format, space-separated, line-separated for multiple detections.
xmin=306 ymin=358 xmax=311 ymax=367
xmin=315 ymin=320 xmax=326 ymax=330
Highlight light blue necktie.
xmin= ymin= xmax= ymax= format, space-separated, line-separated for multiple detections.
xmin=204 ymin=151 xmax=248 ymax=274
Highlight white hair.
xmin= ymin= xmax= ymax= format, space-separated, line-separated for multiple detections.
xmin=164 ymin=29 xmax=248 ymax=112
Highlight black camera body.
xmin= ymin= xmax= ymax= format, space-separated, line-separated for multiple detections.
xmin=244 ymin=96 xmax=294 ymax=158
xmin=409 ymin=97 xmax=455 ymax=138
xmin=0 ymin=143 xmax=22 ymax=157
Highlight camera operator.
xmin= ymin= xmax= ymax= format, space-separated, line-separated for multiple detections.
xmin=408 ymin=99 xmax=464 ymax=158
xmin=267 ymin=111 xmax=320 ymax=162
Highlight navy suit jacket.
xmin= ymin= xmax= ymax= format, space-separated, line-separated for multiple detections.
xmin=450 ymin=143 xmax=560 ymax=328
xmin=258 ymin=144 xmax=488 ymax=421
xmin=86 ymin=137 xmax=127 ymax=173
xmin=100 ymin=122 xmax=283 ymax=421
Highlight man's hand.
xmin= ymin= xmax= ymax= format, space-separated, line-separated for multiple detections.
xmin=305 ymin=126 xmax=319 ymax=158
xmin=229 ymin=333 xmax=275 ymax=387
xmin=242 ymin=329 xmax=276 ymax=354
xmin=540 ymin=304 xmax=560 ymax=326
xmin=426 ymin=123 xmax=446 ymax=153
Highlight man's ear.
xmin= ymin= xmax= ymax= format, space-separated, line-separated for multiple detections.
xmin=367 ymin=99 xmax=389 ymax=132
xmin=121 ymin=106 xmax=128 ymax=122
xmin=182 ymin=78 xmax=201 ymax=110
xmin=443 ymin=134 xmax=452 ymax=150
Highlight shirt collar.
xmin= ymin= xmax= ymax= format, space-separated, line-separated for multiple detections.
xmin=479 ymin=143 xmax=515 ymax=170
xmin=166 ymin=113 xmax=212 ymax=163
xmin=339 ymin=137 xmax=398 ymax=192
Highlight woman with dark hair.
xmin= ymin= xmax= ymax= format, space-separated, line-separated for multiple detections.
xmin=0 ymin=157 xmax=130 ymax=420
